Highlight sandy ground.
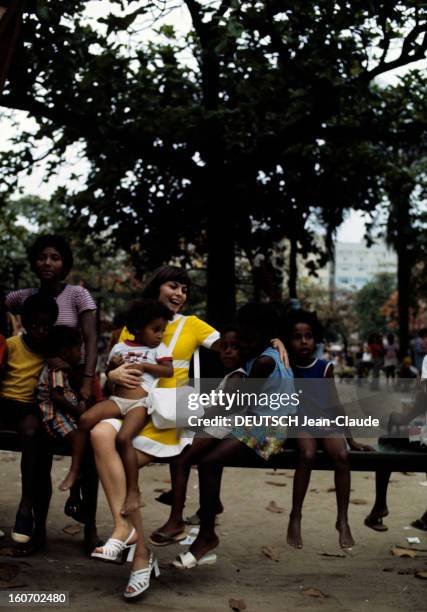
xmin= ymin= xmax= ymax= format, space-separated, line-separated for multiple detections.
xmin=0 ymin=450 xmax=426 ymax=612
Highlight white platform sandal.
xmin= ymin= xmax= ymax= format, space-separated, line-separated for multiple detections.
xmin=172 ymin=551 xmax=217 ymax=569
xmin=91 ymin=528 xmax=136 ymax=564
xmin=123 ymin=553 xmax=160 ymax=600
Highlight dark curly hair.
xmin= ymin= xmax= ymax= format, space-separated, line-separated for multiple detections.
xmin=28 ymin=235 xmax=74 ymax=279
xmin=237 ymin=303 xmax=280 ymax=343
xmin=141 ymin=265 xmax=191 ymax=301
xmin=281 ymin=309 xmax=324 ymax=345
xmin=21 ymin=293 xmax=59 ymax=329
xmin=125 ymin=299 xmax=173 ymax=335
xmin=48 ymin=325 xmax=81 ymax=357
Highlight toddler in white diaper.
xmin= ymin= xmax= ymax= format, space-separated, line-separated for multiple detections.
xmin=79 ymin=299 xmax=173 ymax=515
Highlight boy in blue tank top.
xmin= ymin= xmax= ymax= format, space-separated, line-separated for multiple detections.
xmin=283 ymin=310 xmax=372 ymax=550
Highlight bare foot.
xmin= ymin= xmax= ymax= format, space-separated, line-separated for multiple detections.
xmin=121 ymin=490 xmax=142 ymax=516
xmin=287 ymin=513 xmax=303 ymax=549
xmin=336 ymin=520 xmax=355 ymax=548
xmin=188 ymin=533 xmax=219 ymax=561
xmin=59 ymin=470 xmax=79 ymax=492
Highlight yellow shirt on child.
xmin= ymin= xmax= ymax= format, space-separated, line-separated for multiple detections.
xmin=0 ymin=336 xmax=44 ymax=403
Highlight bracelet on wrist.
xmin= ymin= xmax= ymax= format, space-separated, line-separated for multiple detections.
xmin=83 ymin=373 xmax=95 ymax=379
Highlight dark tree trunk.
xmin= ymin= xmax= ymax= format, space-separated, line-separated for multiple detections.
xmin=387 ymin=167 xmax=414 ymax=358
xmin=185 ymin=2 xmax=236 ymax=326
xmin=206 ymin=191 xmax=236 ymax=327
xmin=288 ymin=236 xmax=298 ymax=299
xmin=0 ymin=1 xmax=24 ymax=93
xmin=395 ymin=198 xmax=411 ymax=357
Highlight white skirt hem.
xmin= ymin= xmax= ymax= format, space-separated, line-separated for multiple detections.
xmin=102 ymin=418 xmax=193 ymax=458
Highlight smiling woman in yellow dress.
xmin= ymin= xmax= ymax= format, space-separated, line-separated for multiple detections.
xmin=90 ymin=266 xmax=220 ymax=599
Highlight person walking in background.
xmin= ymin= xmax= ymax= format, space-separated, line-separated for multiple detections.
xmin=383 ymin=333 xmax=398 ymax=386
xmin=413 ymin=328 xmax=427 ymax=374
xmin=368 ymin=333 xmax=384 ymax=391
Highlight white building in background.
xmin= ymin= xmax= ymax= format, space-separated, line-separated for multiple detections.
xmin=290 ymin=239 xmax=397 ymax=295
xmin=333 ymin=241 xmax=397 ymax=291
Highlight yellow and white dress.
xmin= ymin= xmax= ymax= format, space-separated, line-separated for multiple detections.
xmin=104 ymin=314 xmax=219 ymax=457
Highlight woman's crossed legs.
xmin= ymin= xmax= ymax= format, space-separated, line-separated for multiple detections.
xmin=90 ymin=422 xmax=151 ymax=573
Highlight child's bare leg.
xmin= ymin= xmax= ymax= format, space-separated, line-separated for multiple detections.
xmin=78 ymin=400 xmax=121 ymax=432
xmin=115 ymin=407 xmax=147 ymax=516
xmin=365 ymin=469 xmax=391 ymax=529
xmin=189 ymin=438 xmax=252 ymax=560
xmin=59 ymin=429 xmax=89 ymax=492
xmin=18 ymin=414 xmax=42 ymax=518
xmin=153 ymin=436 xmax=220 ymax=539
xmin=287 ymin=434 xmax=317 ymax=549
xmin=322 ymin=436 xmax=354 ymax=548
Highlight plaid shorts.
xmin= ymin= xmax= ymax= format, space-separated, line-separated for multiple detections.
xmin=44 ymin=410 xmax=77 ymax=439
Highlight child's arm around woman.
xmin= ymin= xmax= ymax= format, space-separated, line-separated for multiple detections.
xmin=324 ymin=364 xmax=374 ymax=452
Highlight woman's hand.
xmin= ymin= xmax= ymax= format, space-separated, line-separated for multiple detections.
xmin=270 ymin=338 xmax=290 ymax=369
xmin=348 ymin=439 xmax=375 ymax=452
xmin=108 ymin=363 xmax=142 ymax=388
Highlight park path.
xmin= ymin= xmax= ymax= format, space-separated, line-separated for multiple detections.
xmin=0 ymin=452 xmax=426 ymax=611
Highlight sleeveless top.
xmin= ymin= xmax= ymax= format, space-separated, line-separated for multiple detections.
xmin=246 ymin=347 xmax=295 ymax=417
xmin=293 ymin=358 xmax=335 ymax=419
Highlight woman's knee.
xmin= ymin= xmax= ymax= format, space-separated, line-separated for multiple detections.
xmin=90 ymin=422 xmax=116 ymax=450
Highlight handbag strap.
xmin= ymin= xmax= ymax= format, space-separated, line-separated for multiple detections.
xmin=167 ymin=315 xmax=187 ymax=353
xmin=193 ymin=347 xmax=200 ymax=393
xmin=151 ymin=316 xmax=187 ymax=390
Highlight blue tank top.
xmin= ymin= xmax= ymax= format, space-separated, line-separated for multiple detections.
xmin=246 ymin=347 xmax=293 ymax=379
xmin=246 ymin=347 xmax=295 ymax=417
xmin=293 ymin=358 xmax=331 ymax=380
xmin=293 ymin=358 xmax=335 ymax=419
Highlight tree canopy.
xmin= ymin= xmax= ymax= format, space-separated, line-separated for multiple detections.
xmin=1 ymin=1 xmax=426 ymax=324
xmin=354 ymin=272 xmax=397 ymax=338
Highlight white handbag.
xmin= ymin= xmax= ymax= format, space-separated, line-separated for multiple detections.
xmin=147 ymin=316 xmax=201 ymax=429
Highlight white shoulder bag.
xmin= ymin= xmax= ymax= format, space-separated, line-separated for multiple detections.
xmin=147 ymin=316 xmax=201 ymax=429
